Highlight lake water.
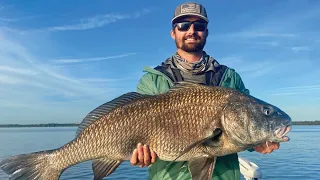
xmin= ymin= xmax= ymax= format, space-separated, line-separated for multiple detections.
xmin=0 ymin=125 xmax=319 ymax=180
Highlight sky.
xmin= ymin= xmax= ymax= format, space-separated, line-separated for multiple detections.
xmin=0 ymin=0 xmax=319 ymax=124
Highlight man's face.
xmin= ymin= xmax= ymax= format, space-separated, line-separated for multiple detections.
xmin=171 ymin=16 xmax=208 ymax=53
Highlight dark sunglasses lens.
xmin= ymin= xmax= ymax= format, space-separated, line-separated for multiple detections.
xmin=177 ymin=22 xmax=192 ymax=31
xmin=194 ymin=22 xmax=207 ymax=31
xmin=176 ymin=22 xmax=207 ymax=31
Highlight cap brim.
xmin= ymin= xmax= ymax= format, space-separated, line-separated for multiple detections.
xmin=171 ymin=13 xmax=209 ymax=23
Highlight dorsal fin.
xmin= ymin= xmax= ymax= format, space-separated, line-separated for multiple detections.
xmin=168 ymin=81 xmax=205 ymax=93
xmin=76 ymin=92 xmax=149 ymax=136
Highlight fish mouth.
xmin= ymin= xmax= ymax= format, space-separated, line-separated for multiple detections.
xmin=273 ymin=124 xmax=292 ymax=142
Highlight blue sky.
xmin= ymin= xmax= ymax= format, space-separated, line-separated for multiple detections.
xmin=0 ymin=0 xmax=319 ymax=124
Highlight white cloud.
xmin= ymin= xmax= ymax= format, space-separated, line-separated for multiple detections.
xmin=52 ymin=53 xmax=136 ymax=64
xmin=0 ymin=74 xmax=25 ymax=84
xmin=257 ymin=41 xmax=279 ymax=47
xmin=228 ymin=32 xmax=296 ymax=39
xmin=291 ymin=46 xmax=311 ymax=53
xmin=271 ymin=85 xmax=320 ymax=96
xmin=0 ymin=65 xmax=38 ymax=75
xmin=80 ymin=77 xmax=136 ymax=83
xmin=47 ymin=9 xmax=151 ymax=31
xmin=0 ymin=29 xmax=119 ymax=103
xmin=210 ymin=2 xmax=319 ymax=46
xmin=218 ymin=56 xmax=274 ymax=79
xmin=0 ymin=28 xmax=140 ymax=123
xmin=217 ymin=56 xmax=244 ymax=65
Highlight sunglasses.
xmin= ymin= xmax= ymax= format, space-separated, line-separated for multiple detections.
xmin=173 ymin=21 xmax=207 ymax=32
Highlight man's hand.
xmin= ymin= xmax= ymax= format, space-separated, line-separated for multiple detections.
xmin=130 ymin=143 xmax=157 ymax=167
xmin=254 ymin=141 xmax=280 ymax=154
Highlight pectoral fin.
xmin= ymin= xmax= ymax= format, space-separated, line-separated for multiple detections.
xmin=169 ymin=128 xmax=222 ymax=164
xmin=92 ymin=158 xmax=122 ymax=180
xmin=188 ymin=156 xmax=217 ymax=180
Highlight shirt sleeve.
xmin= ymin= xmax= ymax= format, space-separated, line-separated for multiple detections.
xmin=234 ymin=72 xmax=250 ymax=95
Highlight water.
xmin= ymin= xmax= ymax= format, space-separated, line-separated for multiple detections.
xmin=0 ymin=125 xmax=319 ymax=180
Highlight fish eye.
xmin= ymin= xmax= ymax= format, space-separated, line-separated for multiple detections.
xmin=262 ymin=106 xmax=273 ymax=116
xmin=264 ymin=109 xmax=270 ymax=115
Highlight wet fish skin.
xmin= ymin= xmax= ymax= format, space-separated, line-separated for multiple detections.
xmin=0 ymin=82 xmax=292 ymax=180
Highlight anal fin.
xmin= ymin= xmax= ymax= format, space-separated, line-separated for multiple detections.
xmin=92 ymin=158 xmax=122 ymax=180
xmin=188 ymin=156 xmax=217 ymax=180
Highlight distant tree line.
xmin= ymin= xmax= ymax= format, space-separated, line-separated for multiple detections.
xmin=292 ymin=121 xmax=320 ymax=125
xmin=0 ymin=121 xmax=319 ymax=128
xmin=0 ymin=123 xmax=79 ymax=128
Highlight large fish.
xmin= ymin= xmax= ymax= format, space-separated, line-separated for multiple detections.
xmin=0 ymin=82 xmax=292 ymax=180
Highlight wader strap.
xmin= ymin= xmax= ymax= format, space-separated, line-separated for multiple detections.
xmin=205 ymin=65 xmax=227 ymax=86
xmin=154 ymin=61 xmax=227 ymax=86
xmin=154 ymin=64 xmax=178 ymax=82
xmin=154 ymin=65 xmax=183 ymax=82
xmin=171 ymin=69 xmax=183 ymax=82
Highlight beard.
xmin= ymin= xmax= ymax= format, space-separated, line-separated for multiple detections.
xmin=175 ymin=34 xmax=206 ymax=53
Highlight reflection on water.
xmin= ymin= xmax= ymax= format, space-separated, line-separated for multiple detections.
xmin=0 ymin=125 xmax=319 ymax=179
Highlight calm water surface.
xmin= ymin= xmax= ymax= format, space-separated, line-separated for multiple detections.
xmin=0 ymin=125 xmax=319 ymax=179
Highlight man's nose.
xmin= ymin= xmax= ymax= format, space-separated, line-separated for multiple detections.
xmin=186 ymin=24 xmax=195 ymax=34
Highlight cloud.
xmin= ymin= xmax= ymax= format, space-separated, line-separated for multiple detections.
xmin=47 ymin=9 xmax=151 ymax=31
xmin=0 ymin=28 xmax=139 ymax=123
xmin=218 ymin=56 xmax=274 ymax=79
xmin=256 ymin=41 xmax=279 ymax=47
xmin=51 ymin=53 xmax=136 ymax=64
xmin=80 ymin=77 xmax=136 ymax=83
xmin=0 ymin=28 xmax=118 ymax=104
xmin=237 ymin=61 xmax=274 ymax=78
xmin=270 ymin=85 xmax=320 ymax=96
xmin=0 ymin=16 xmax=38 ymax=23
xmin=0 ymin=4 xmax=36 ymax=23
xmin=226 ymin=32 xmax=297 ymax=39
xmin=0 ymin=20 xmax=143 ymax=123
xmin=0 ymin=65 xmax=38 ymax=75
xmin=291 ymin=46 xmax=311 ymax=53
xmin=211 ymin=2 xmax=319 ymax=47
xmin=0 ymin=74 xmax=25 ymax=85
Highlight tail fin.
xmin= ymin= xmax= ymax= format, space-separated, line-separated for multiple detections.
xmin=0 ymin=149 xmax=62 ymax=180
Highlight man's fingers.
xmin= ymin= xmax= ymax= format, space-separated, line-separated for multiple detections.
xmin=143 ymin=145 xmax=151 ymax=166
xmin=264 ymin=149 xmax=273 ymax=154
xmin=268 ymin=142 xmax=280 ymax=150
xmin=255 ymin=142 xmax=280 ymax=154
xmin=130 ymin=149 xmax=138 ymax=165
xmin=137 ymin=143 xmax=144 ymax=166
xmin=131 ymin=143 xmax=157 ymax=167
xmin=151 ymin=150 xmax=157 ymax=163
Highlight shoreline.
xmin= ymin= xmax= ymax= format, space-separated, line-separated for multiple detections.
xmin=0 ymin=121 xmax=319 ymax=128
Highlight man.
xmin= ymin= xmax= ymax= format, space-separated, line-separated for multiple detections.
xmin=130 ymin=2 xmax=280 ymax=180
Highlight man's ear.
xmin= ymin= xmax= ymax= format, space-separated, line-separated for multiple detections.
xmin=170 ymin=29 xmax=176 ymax=40
xmin=206 ymin=29 xmax=209 ymax=37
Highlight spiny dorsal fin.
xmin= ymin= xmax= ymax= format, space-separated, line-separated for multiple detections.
xmin=76 ymin=92 xmax=149 ymax=136
xmin=92 ymin=158 xmax=122 ymax=180
xmin=168 ymin=81 xmax=205 ymax=93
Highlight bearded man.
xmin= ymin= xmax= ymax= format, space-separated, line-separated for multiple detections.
xmin=131 ymin=2 xmax=280 ymax=180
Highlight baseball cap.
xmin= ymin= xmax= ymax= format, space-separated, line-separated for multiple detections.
xmin=171 ymin=2 xmax=209 ymax=24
